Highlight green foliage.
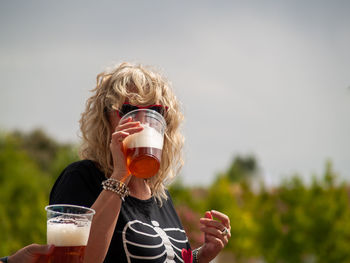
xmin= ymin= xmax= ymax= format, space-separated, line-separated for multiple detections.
xmin=12 ymin=129 xmax=59 ymax=173
xmin=168 ymin=178 xmax=196 ymax=207
xmin=0 ymin=134 xmax=48 ymax=254
xmin=0 ymin=130 xmax=79 ymax=256
xmin=254 ymin=163 xmax=350 ymax=263
xmin=171 ymin=156 xmax=350 ymax=263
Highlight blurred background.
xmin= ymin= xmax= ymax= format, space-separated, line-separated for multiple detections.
xmin=1 ymin=1 xmax=350 ymax=262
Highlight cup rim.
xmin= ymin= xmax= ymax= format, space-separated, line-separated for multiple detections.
xmin=120 ymin=108 xmax=166 ymax=127
xmin=45 ymin=204 xmax=96 ymax=216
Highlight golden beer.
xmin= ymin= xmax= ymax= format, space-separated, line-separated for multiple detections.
xmin=122 ymin=109 xmax=166 ymax=179
xmin=48 ymin=246 xmax=86 ymax=263
xmin=126 ymin=147 xmax=162 ymax=178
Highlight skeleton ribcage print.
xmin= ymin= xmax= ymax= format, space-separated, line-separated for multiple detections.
xmin=122 ymin=220 xmax=189 ymax=263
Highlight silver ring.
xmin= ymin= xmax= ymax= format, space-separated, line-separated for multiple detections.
xmin=221 ymin=227 xmax=229 ymax=236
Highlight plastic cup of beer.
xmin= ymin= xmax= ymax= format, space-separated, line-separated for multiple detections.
xmin=121 ymin=108 xmax=166 ymax=179
xmin=45 ymin=204 xmax=95 ymax=263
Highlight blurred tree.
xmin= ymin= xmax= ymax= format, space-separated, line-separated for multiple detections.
xmin=12 ymin=128 xmax=79 ymax=180
xmin=0 ymin=133 xmax=49 ymax=255
xmin=0 ymin=129 xmax=79 ymax=256
xmin=216 ymin=155 xmax=258 ymax=183
xmin=173 ymin=156 xmax=350 ymax=263
xmin=168 ymin=178 xmax=195 ymax=207
xmin=12 ymin=129 xmax=59 ymax=173
xmin=256 ymin=162 xmax=350 ymax=263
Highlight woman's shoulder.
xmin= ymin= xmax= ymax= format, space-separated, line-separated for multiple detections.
xmin=57 ymin=159 xmax=105 ymax=185
xmin=63 ymin=159 xmax=99 ymax=172
xmin=50 ymin=159 xmax=104 ymax=205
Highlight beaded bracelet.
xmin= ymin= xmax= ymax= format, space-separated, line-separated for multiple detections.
xmin=192 ymin=246 xmax=201 ymax=263
xmin=102 ymin=178 xmax=130 ymax=201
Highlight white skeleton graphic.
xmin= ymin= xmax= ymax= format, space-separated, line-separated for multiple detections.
xmin=122 ymin=220 xmax=189 ymax=263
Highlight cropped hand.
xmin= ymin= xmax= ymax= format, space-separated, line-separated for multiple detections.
xmin=8 ymin=244 xmax=54 ymax=263
xmin=198 ymin=210 xmax=231 ymax=263
xmin=110 ymin=117 xmax=143 ymax=182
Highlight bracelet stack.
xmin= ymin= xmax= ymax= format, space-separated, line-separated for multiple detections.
xmin=102 ymin=178 xmax=130 ymax=201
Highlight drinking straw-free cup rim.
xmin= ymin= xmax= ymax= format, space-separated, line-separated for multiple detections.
xmin=45 ymin=204 xmax=96 ymax=216
xmin=121 ymin=108 xmax=166 ymax=127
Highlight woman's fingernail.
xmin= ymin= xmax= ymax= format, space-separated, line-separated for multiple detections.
xmin=205 ymin=211 xmax=213 ymax=219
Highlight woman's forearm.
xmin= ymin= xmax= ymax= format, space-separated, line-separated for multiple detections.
xmin=84 ymin=189 xmax=123 ymax=263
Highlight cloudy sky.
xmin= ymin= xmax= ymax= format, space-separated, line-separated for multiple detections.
xmin=1 ymin=0 xmax=349 ymax=186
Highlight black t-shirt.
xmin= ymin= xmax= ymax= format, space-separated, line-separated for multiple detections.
xmin=49 ymin=160 xmax=191 ymax=263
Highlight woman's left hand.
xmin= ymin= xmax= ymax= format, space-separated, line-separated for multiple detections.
xmin=198 ymin=210 xmax=231 ymax=263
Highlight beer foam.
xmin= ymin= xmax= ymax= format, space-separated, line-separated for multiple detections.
xmin=47 ymin=219 xmax=91 ymax=246
xmin=124 ymin=124 xmax=164 ymax=149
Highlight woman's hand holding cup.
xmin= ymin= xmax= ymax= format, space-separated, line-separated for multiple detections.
xmin=110 ymin=116 xmax=143 ymax=183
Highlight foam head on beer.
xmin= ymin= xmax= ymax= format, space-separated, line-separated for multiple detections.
xmin=123 ymin=123 xmax=164 ymax=178
xmin=124 ymin=123 xmax=164 ymax=149
xmin=47 ymin=217 xmax=91 ymax=246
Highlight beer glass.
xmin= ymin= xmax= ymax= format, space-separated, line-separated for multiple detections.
xmin=121 ymin=109 xmax=166 ymax=178
xmin=45 ymin=204 xmax=95 ymax=263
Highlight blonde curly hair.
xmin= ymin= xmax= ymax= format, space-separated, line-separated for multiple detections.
xmin=79 ymin=62 xmax=184 ymax=203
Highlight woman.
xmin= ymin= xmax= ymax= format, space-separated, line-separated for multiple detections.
xmin=50 ymin=62 xmax=231 ymax=263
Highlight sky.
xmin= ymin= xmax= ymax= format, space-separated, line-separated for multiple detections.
xmin=1 ymin=0 xmax=349 ymax=186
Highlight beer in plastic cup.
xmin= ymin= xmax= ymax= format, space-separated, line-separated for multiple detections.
xmin=121 ymin=109 xmax=166 ymax=178
xmin=45 ymin=204 xmax=95 ymax=263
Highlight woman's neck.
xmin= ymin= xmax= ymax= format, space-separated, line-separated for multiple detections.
xmin=128 ymin=176 xmax=152 ymax=200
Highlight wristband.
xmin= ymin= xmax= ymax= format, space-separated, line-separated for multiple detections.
xmin=0 ymin=256 xmax=8 ymax=263
xmin=192 ymin=247 xmax=201 ymax=263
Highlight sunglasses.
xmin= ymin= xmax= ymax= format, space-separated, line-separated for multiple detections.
xmin=117 ymin=103 xmax=168 ymax=118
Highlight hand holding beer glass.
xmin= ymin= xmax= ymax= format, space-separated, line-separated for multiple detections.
xmin=121 ymin=109 xmax=166 ymax=179
xmin=45 ymin=205 xmax=95 ymax=263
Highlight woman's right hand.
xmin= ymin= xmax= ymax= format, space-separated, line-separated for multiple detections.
xmin=109 ymin=117 xmax=143 ymax=182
